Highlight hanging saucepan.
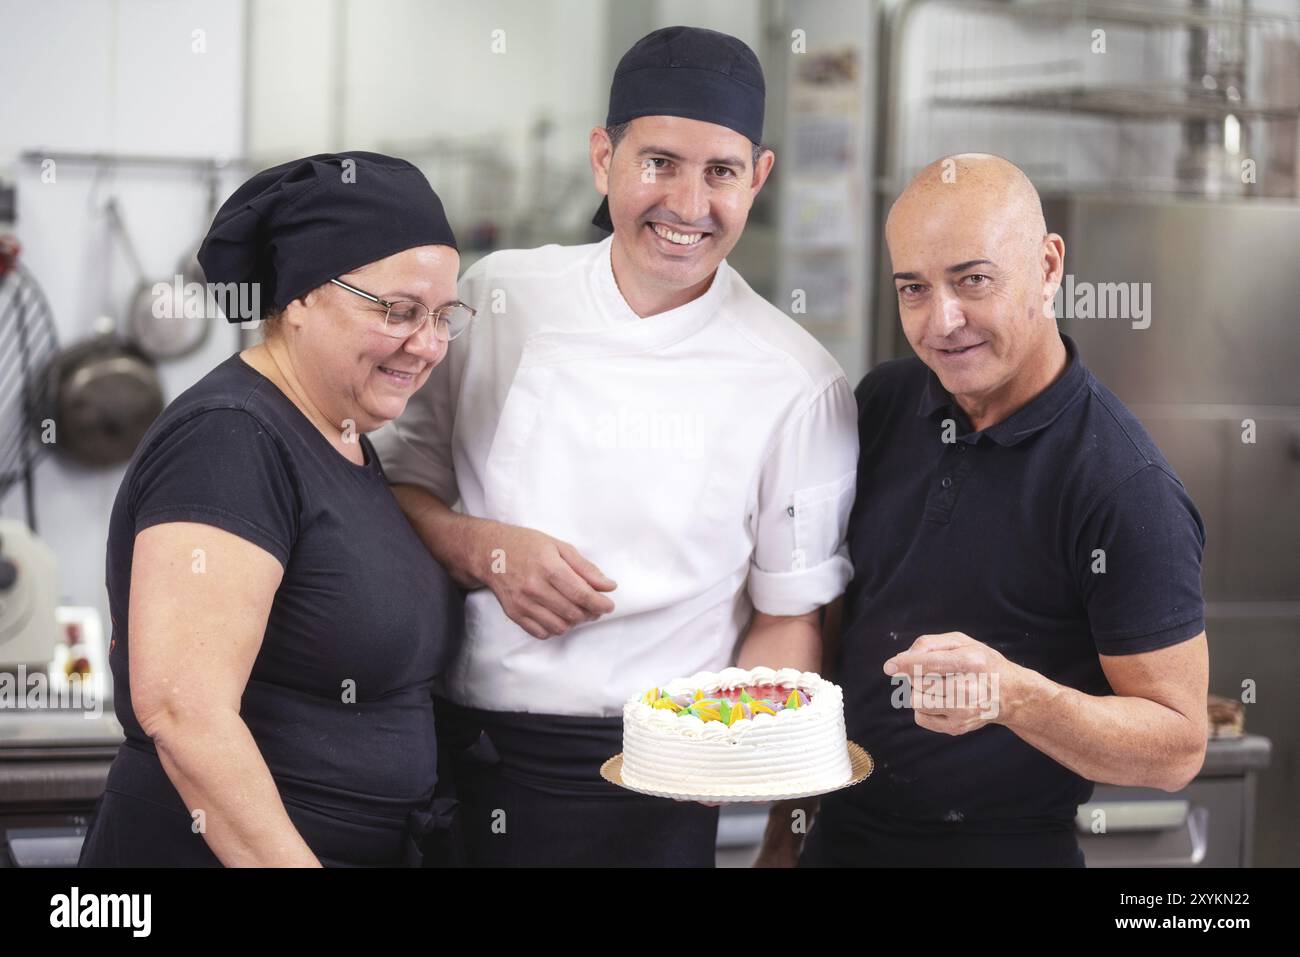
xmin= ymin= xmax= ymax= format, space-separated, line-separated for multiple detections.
xmin=177 ymin=168 xmax=219 ymax=289
xmin=118 ymin=181 xmax=213 ymax=360
xmin=32 ymin=199 xmax=164 ymax=468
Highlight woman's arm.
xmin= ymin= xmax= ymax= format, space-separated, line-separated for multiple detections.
xmin=128 ymin=521 xmax=320 ymax=867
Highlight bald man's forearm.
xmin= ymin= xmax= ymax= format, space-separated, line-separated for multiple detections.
xmin=1001 ymin=663 xmax=1206 ymax=792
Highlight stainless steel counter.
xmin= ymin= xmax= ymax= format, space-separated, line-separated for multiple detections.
xmin=716 ymin=735 xmax=1273 ymax=867
xmin=0 ymin=714 xmax=1273 ymax=867
xmin=0 ymin=711 xmax=123 ymax=866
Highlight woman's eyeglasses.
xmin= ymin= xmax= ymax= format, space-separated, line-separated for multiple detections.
xmin=329 ymin=278 xmax=477 ymax=342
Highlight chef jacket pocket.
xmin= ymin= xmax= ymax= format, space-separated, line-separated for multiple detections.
xmin=791 ymin=471 xmax=856 ymax=569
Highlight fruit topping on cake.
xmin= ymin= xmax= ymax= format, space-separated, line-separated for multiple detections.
xmin=640 ymin=683 xmax=812 ymax=724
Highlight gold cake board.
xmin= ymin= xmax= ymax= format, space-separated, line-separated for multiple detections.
xmin=600 ymin=740 xmax=873 ymax=804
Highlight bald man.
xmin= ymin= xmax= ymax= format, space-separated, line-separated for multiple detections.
xmin=757 ymin=154 xmax=1209 ymax=867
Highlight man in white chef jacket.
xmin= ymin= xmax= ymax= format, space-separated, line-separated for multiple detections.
xmin=370 ymin=25 xmax=858 ymax=867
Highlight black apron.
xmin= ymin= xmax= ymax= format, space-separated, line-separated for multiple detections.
xmin=435 ymin=696 xmax=719 ymax=867
xmin=799 ymin=797 xmax=1085 ymax=867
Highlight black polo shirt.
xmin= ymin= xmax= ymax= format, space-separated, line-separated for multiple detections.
xmin=823 ymin=333 xmax=1206 ymax=841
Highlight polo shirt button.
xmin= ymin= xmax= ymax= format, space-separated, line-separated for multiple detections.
xmin=941 ymin=476 xmax=953 ymax=488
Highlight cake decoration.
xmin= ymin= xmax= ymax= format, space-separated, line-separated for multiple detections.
xmin=617 ymin=665 xmax=857 ymax=800
xmin=634 ymin=680 xmax=812 ymax=724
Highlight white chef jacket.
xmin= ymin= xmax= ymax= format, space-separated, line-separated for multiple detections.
xmin=369 ymin=236 xmax=858 ymax=716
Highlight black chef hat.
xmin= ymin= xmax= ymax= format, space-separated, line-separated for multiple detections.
xmin=198 ymin=151 xmax=457 ymax=317
xmin=593 ymin=26 xmax=766 ymax=232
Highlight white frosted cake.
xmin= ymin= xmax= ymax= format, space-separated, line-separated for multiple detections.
xmin=619 ymin=666 xmax=854 ymax=799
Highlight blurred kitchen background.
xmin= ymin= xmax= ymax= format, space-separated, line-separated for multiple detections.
xmin=0 ymin=0 xmax=1295 ymax=867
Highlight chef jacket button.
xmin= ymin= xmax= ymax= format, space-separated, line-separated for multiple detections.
xmin=787 ymin=505 xmax=795 ymax=517
xmin=941 ymin=476 xmax=953 ymax=489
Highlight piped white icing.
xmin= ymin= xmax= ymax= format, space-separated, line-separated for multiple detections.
xmin=620 ymin=666 xmax=853 ymax=797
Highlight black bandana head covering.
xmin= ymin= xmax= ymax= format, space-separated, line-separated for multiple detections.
xmin=199 ymin=151 xmax=457 ymax=317
xmin=593 ymin=26 xmax=765 ymax=232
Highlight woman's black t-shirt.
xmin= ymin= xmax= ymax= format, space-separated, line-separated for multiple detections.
xmin=100 ymin=352 xmax=458 ymax=846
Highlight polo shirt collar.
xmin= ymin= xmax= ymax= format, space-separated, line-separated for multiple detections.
xmin=916 ymin=333 xmax=1087 ymax=447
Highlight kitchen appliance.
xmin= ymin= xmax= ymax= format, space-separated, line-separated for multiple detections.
xmin=0 ymin=525 xmax=116 ymax=868
xmin=0 ymin=523 xmax=118 ymax=869
xmin=0 ymin=238 xmax=59 ymax=530
xmin=0 ymin=711 xmax=123 ymax=868
xmin=0 ymin=519 xmax=59 ymax=672
xmin=1077 ymin=736 xmax=1271 ymax=866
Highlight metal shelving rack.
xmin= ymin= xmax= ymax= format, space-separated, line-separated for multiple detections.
xmin=875 ymin=0 xmax=1300 ymax=201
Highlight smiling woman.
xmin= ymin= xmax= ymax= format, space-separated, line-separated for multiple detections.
xmin=239 ymin=243 xmax=462 ymax=450
xmin=77 ymin=152 xmax=467 ymax=868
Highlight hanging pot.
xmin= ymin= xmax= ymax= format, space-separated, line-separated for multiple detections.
xmin=34 ymin=318 xmax=165 ymax=468
xmin=33 ymin=199 xmax=164 ymax=468
xmin=116 ymin=180 xmax=213 ymax=361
